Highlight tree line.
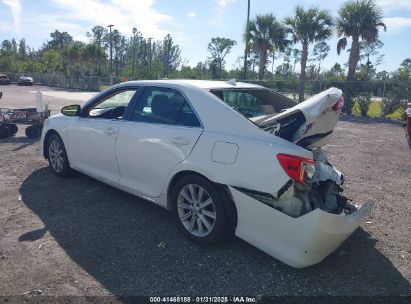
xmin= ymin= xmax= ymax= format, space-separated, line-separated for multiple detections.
xmin=0 ymin=0 xmax=410 ymax=115
xmin=0 ymin=26 xmax=182 ymax=80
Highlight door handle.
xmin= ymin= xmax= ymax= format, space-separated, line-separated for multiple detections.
xmin=104 ymin=128 xmax=117 ymax=135
xmin=170 ymin=136 xmax=189 ymax=146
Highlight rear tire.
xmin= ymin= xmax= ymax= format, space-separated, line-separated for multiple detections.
xmin=25 ymin=125 xmax=42 ymax=139
xmin=171 ymin=175 xmax=231 ymax=245
xmin=47 ymin=134 xmax=72 ymax=177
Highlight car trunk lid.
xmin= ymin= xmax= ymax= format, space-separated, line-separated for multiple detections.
xmin=253 ymin=88 xmax=343 ymax=149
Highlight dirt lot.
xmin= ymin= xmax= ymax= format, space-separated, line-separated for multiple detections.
xmin=0 ymin=85 xmax=410 ymax=299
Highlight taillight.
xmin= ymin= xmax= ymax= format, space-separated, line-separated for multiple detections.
xmin=332 ymin=96 xmax=345 ymax=113
xmin=276 ymin=153 xmax=315 ymax=183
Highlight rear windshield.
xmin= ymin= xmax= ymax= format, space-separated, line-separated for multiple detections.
xmin=210 ymin=89 xmax=296 ymax=119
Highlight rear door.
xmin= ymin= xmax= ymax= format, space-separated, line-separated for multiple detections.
xmin=116 ymin=86 xmax=203 ymax=198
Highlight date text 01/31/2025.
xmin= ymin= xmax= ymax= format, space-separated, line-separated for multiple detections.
xmin=149 ymin=296 xmax=259 ymax=303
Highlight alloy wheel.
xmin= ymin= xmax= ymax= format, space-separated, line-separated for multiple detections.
xmin=48 ymin=139 xmax=64 ymax=173
xmin=177 ymin=184 xmax=216 ymax=237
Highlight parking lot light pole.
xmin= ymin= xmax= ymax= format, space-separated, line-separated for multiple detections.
xmin=107 ymin=24 xmax=115 ymax=85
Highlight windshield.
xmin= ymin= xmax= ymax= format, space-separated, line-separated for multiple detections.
xmin=210 ymin=88 xmax=296 ymax=119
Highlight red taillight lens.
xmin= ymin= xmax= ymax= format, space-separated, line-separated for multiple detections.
xmin=333 ymin=96 xmax=345 ymax=113
xmin=276 ymin=153 xmax=315 ymax=183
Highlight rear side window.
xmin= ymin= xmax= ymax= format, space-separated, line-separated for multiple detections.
xmin=130 ymin=87 xmax=201 ymax=127
xmin=210 ymin=88 xmax=295 ymax=119
xmin=211 ymin=90 xmax=271 ymax=118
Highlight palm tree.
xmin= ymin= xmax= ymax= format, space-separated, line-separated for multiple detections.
xmin=285 ymin=6 xmax=333 ymax=102
xmin=245 ymin=14 xmax=288 ymax=80
xmin=337 ymin=0 xmax=386 ymax=81
xmin=336 ymin=0 xmax=386 ymax=113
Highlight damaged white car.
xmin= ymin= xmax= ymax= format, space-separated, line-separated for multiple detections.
xmin=41 ymin=80 xmax=373 ymax=268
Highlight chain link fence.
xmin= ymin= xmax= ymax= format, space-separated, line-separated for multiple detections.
xmin=1 ymin=73 xmax=409 ymax=105
xmin=3 ymin=72 xmax=124 ymax=91
xmin=242 ymin=79 xmax=407 ymax=101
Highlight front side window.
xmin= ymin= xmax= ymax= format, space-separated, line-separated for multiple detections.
xmin=130 ymin=87 xmax=201 ymax=127
xmin=87 ymin=89 xmax=138 ymax=119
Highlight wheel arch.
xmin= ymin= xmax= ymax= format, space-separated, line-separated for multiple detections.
xmin=43 ymin=129 xmax=60 ymax=159
xmin=166 ymin=170 xmax=238 ymax=229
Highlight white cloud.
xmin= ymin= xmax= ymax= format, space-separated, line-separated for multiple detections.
xmin=217 ymin=0 xmax=236 ymax=8
xmin=187 ymin=12 xmax=196 ymax=18
xmin=26 ymin=13 xmax=86 ymax=38
xmin=383 ymin=16 xmax=411 ymax=33
xmin=208 ymin=0 xmax=236 ymax=27
xmin=376 ymin=0 xmax=411 ymax=12
xmin=215 ymin=0 xmax=236 ymax=15
xmin=2 ymin=0 xmax=22 ymax=33
xmin=50 ymin=0 xmax=173 ymax=39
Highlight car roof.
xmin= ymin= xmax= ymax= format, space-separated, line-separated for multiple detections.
xmin=124 ymin=79 xmax=265 ymax=90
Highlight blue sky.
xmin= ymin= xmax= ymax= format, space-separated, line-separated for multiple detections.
xmin=0 ymin=0 xmax=410 ymax=73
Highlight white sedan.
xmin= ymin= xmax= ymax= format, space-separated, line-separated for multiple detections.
xmin=41 ymin=80 xmax=373 ymax=268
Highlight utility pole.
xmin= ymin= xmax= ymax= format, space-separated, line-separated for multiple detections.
xmin=243 ymin=0 xmax=250 ymax=80
xmin=148 ymin=37 xmax=153 ymax=79
xmin=132 ymin=28 xmax=137 ymax=80
xmin=107 ymin=24 xmax=115 ymax=85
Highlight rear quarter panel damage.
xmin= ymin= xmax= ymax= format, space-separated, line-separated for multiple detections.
xmin=230 ymin=186 xmax=374 ymax=268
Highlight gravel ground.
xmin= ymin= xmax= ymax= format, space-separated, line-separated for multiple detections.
xmin=0 ymin=84 xmax=96 ymax=114
xmin=0 ymin=85 xmax=410 ymax=299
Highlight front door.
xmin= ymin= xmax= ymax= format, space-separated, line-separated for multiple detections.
xmin=66 ymin=88 xmax=139 ymax=184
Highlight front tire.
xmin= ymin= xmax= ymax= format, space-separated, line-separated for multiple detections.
xmin=171 ymin=175 xmax=231 ymax=245
xmin=47 ymin=134 xmax=72 ymax=177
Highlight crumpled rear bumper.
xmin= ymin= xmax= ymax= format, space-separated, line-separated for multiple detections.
xmin=229 ymin=186 xmax=374 ymax=268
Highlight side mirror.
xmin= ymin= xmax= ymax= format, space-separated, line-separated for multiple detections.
xmin=61 ymin=104 xmax=81 ymax=116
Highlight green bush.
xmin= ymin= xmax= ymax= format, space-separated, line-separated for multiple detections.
xmin=352 ymin=100 xmax=381 ymax=117
xmin=381 ymin=97 xmax=403 ymax=116
xmin=367 ymin=101 xmax=381 ymax=117
xmin=354 ymin=93 xmax=372 ymax=116
xmin=386 ymin=107 xmax=404 ymax=120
